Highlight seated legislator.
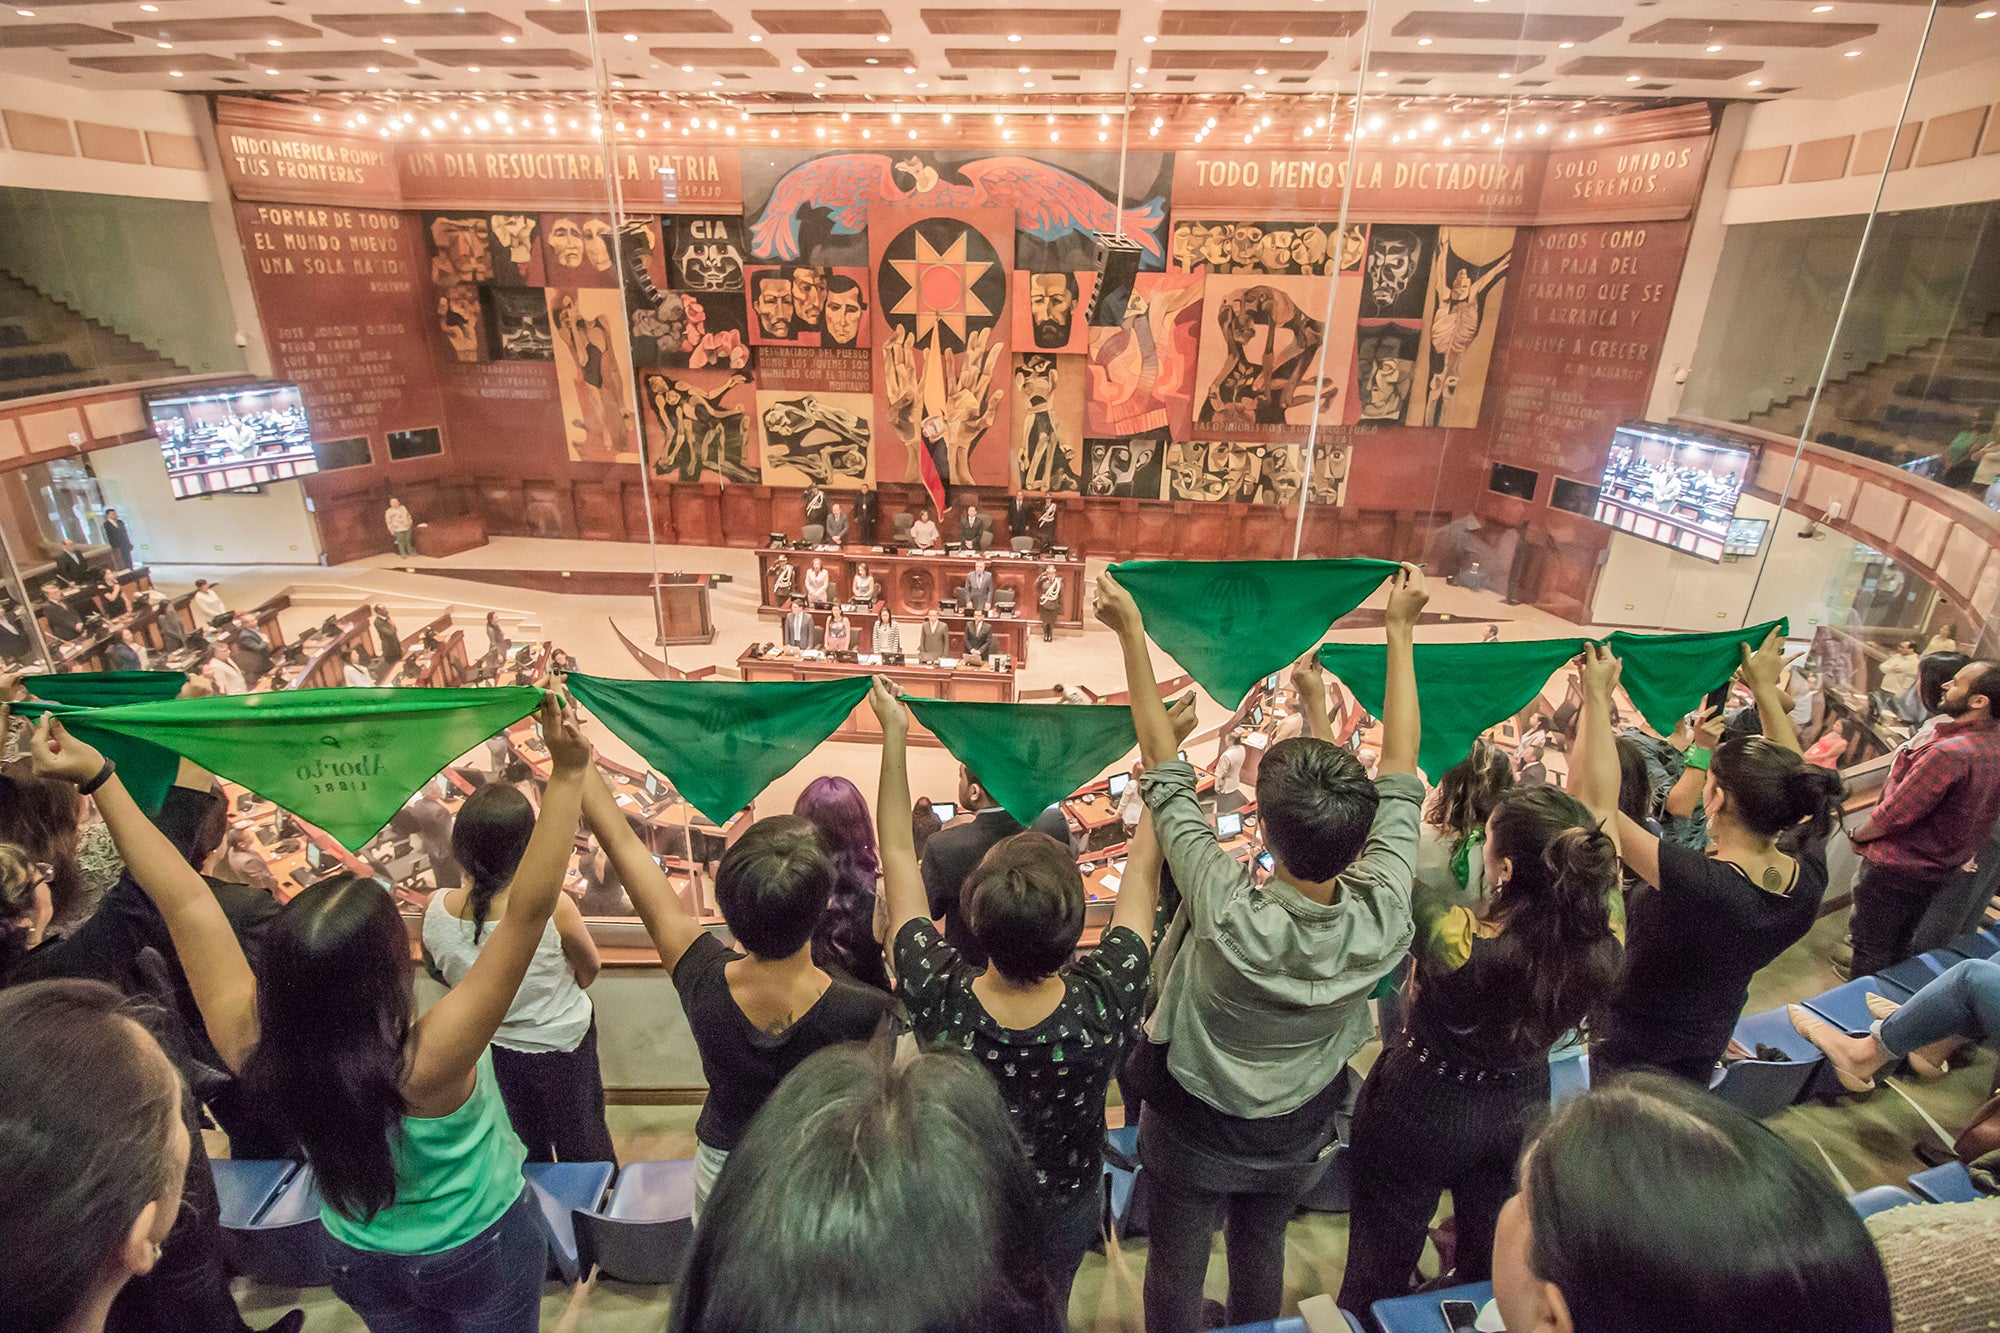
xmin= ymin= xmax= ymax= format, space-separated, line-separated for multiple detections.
xmin=909 ymin=510 xmax=940 ymax=550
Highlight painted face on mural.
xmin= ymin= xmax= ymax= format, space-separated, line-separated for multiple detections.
xmin=1290 ymin=227 xmax=1328 ymax=270
xmin=679 ymin=241 xmax=742 ymax=291
xmin=822 ymin=277 xmax=866 ymax=347
xmin=1173 ymin=222 xmax=1208 ymax=269
xmin=1029 ymin=272 xmax=1079 ymax=349
xmin=582 ymin=218 xmax=615 ymax=272
xmin=1339 ymin=225 xmax=1368 ymax=271
xmin=429 ymin=217 xmax=492 ymax=285
xmin=754 ymin=274 xmax=796 ymax=338
xmin=1198 ymin=227 xmax=1233 ymax=268
xmin=548 ymin=217 xmax=586 ymax=268
xmin=489 ymin=214 xmax=536 ymax=264
xmin=1229 ymin=225 xmax=1264 ymax=269
xmin=1259 ymin=231 xmax=1295 ymax=272
xmin=788 ymin=265 xmax=828 ymax=328
xmin=1368 ymin=233 xmax=1422 ymax=309
xmin=1015 ymin=352 xmax=1059 ymax=404
xmin=1088 ymin=438 xmax=1158 ymax=496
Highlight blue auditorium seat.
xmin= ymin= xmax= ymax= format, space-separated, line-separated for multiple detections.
xmin=1802 ymin=976 xmax=1902 ymax=1035
xmin=1710 ymin=1008 xmax=1824 ymax=1116
xmin=1848 ymin=1184 xmax=1924 ymax=1218
xmin=209 ymin=1159 xmax=296 ymax=1230
xmin=220 ymin=1163 xmax=330 ymax=1287
xmin=525 ymin=1160 xmax=615 ymax=1284
xmin=1908 ymin=1161 xmax=1982 ymax=1205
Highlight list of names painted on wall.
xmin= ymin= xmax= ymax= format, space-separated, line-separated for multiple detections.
xmin=234 ymin=201 xmax=443 ymax=446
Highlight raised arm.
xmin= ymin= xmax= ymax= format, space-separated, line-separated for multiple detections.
xmin=1094 ymin=571 xmax=1178 ymax=770
xmin=579 ymin=761 xmax=703 ymax=971
xmin=407 ymin=693 xmax=588 ymax=1103
xmin=1376 ymin=564 xmax=1427 ymax=777
xmin=1108 ymin=808 xmax=1162 ymax=940
xmin=870 ymin=678 xmax=930 ymax=938
xmin=1290 ymin=656 xmax=1334 ymax=742
xmin=1739 ymin=628 xmax=1802 ymax=754
xmin=1663 ymin=706 xmax=1723 ymax=821
xmin=31 ymin=717 xmax=261 ymax=1071
xmin=1568 ymin=644 xmax=1628 ymax=859
xmin=552 ymin=894 xmax=601 ymax=988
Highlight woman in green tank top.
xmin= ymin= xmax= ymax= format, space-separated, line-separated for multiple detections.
xmin=28 ymin=693 xmax=593 ymax=1333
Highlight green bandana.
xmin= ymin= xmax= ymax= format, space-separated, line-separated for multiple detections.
xmin=9 ymin=699 xmax=182 ymax=817
xmin=1606 ymin=619 xmax=1788 ymax=735
xmin=24 ymin=670 xmax=187 ymax=708
xmin=566 ymin=674 xmax=872 ymax=825
xmin=70 ymin=687 xmax=544 ymax=850
xmin=1109 ymin=558 xmax=1401 ymax=707
xmin=1317 ymin=638 xmax=1589 ymax=780
xmin=1450 ymin=828 xmax=1486 ymax=893
xmin=901 ymin=698 xmax=1138 ymax=827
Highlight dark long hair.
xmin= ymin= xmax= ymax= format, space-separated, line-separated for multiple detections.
xmin=1425 ymin=738 xmax=1513 ymax=838
xmin=1613 ymin=736 xmax=1654 ymax=826
xmin=244 ymin=875 xmax=412 ymax=1222
xmin=0 ymin=763 xmax=83 ymax=928
xmin=451 ymin=784 xmax=536 ymax=942
xmin=0 ymin=978 xmax=184 ymax=1333
xmin=0 ymin=843 xmax=44 ymax=976
xmin=669 ymin=1044 xmax=1052 ymax=1333
xmin=1478 ymin=786 xmax=1623 ymax=1057
xmin=794 ymin=777 xmax=885 ymax=985
xmin=1710 ymin=736 xmax=1845 ymax=842
xmin=1524 ymin=1073 xmax=1892 ymax=1333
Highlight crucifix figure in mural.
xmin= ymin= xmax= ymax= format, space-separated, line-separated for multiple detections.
xmin=877 ymin=217 xmax=1008 ymax=484
xmin=1421 ymin=249 xmax=1511 ymax=427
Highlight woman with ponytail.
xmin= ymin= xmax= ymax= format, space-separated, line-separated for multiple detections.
xmin=1582 ymin=632 xmax=1843 ymax=1085
xmin=1339 ymin=779 xmax=1623 ymax=1315
xmin=423 ymin=782 xmax=615 ymax=1164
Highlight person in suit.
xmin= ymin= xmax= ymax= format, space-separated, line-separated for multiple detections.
xmin=872 ymin=606 xmax=903 ymax=658
xmin=0 ymin=602 xmax=35 ymax=661
xmin=1036 ymin=565 xmax=1063 ymax=643
xmin=374 ymin=604 xmax=403 ymax=664
xmin=963 ymin=611 xmax=995 ymax=661
xmin=1009 ymin=491 xmax=1037 ymax=547
xmin=960 ymin=501 xmax=992 ymax=552
xmin=852 ymin=487 xmax=878 ymax=544
xmin=917 ymin=608 xmax=950 ymax=663
xmin=803 ymin=557 xmax=833 ymax=608
xmin=918 ymin=763 xmax=1072 ymax=966
xmin=963 ymin=559 xmax=995 ymax=616
xmin=106 ymin=627 xmax=145 ymax=672
xmin=1517 ymin=741 xmax=1548 ymax=786
xmin=231 ymin=622 xmax=273 ymax=679
xmin=782 ymin=597 xmax=814 ymax=650
xmin=102 ymin=509 xmax=134 ymax=570
xmin=39 ymin=593 xmax=84 ymax=642
xmin=802 ymin=483 xmax=829 ymax=536
xmin=51 ymin=538 xmax=90 ymax=585
xmin=825 ymin=504 xmax=851 ymax=545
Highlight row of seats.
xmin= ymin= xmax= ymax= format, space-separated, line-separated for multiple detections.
xmin=1894 ymin=372 xmax=2000 ymax=405
xmin=210 ymin=1156 xmax=698 ymax=1288
xmin=1708 ymin=925 xmax=2000 ymax=1118
xmin=0 ymin=349 xmax=80 ymax=381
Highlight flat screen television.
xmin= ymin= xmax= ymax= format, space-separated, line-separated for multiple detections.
xmin=146 ymin=382 xmax=316 ymax=499
xmin=1592 ymin=422 xmax=1755 ymax=563
xmin=1723 ymin=517 xmax=1770 ymax=557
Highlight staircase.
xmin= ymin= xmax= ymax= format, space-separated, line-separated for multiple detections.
xmin=1742 ymin=311 xmax=2000 ymax=471
xmin=0 ymin=268 xmax=189 ymax=402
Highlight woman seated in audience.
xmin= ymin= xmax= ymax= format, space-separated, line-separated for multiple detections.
xmin=1791 ymin=954 xmax=2000 ymax=1091
xmin=578 ymin=763 xmax=895 ymax=1217
xmin=669 ymin=1043 xmax=1056 ymax=1333
xmin=0 ymin=978 xmax=191 ymax=1333
xmin=1338 ymin=725 xmax=1623 ymax=1314
xmin=794 ymin=775 xmax=891 ymax=991
xmin=29 ymin=694 xmax=590 ymax=1332
xmin=1492 ymin=1074 xmax=1891 ymax=1333
xmin=424 ymin=783 xmax=616 ymax=1165
xmin=871 ymin=679 xmax=1174 ymax=1302
xmin=1584 ymin=633 xmax=1843 ymax=1085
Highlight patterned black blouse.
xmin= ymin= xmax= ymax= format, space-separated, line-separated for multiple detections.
xmin=895 ymin=919 xmax=1150 ymax=1198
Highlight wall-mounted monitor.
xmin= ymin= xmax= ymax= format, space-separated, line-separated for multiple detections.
xmin=146 ymin=382 xmax=316 ymax=499
xmin=1488 ymin=462 xmax=1539 ymax=501
xmin=386 ymin=426 xmax=444 ymax=461
xmin=1592 ymin=422 xmax=1755 ymax=564
xmin=1549 ymin=477 xmax=1602 ymax=518
xmin=1723 ymin=517 xmax=1770 ymax=557
xmin=313 ymin=435 xmax=372 ymax=472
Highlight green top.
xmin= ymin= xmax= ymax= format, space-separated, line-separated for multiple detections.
xmin=320 ymin=1050 xmax=528 ymax=1255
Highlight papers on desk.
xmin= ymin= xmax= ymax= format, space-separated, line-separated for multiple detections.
xmin=1099 ymin=873 xmax=1121 ymax=892
xmin=1245 ymin=732 xmax=1270 ymax=749
xmin=859 ymin=653 xmax=882 ymax=665
xmin=614 ymin=794 xmax=638 ymax=810
xmin=938 ymin=657 xmax=961 ymax=669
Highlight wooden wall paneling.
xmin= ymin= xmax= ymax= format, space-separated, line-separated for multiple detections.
xmin=521 ymin=481 xmax=575 ymax=539
xmin=717 ymin=484 xmax=769 ymax=547
xmin=1241 ymin=505 xmax=1297 ymax=559
xmin=1078 ymin=498 xmax=1126 ymax=553
xmin=1177 ymin=502 xmax=1235 ymax=559
xmin=666 ymin=485 xmax=716 ymax=546
xmin=572 ymin=482 xmax=627 ymax=542
xmin=316 ymin=490 xmax=393 ymax=564
xmin=620 ymin=482 xmax=657 ymax=544
xmin=1131 ymin=502 xmax=1179 ymax=557
xmin=476 ymin=478 xmax=528 ymax=535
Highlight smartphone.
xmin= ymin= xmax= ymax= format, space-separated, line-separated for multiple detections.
xmin=1441 ymin=1299 xmax=1481 ymax=1332
xmin=1257 ymin=851 xmax=1274 ymax=873
xmin=1702 ymin=680 xmax=1732 ymax=714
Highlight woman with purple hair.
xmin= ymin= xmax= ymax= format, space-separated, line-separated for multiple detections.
xmin=793 ymin=776 xmax=892 ymax=992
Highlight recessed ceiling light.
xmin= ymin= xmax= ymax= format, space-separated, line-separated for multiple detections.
xmin=15 ymin=8 xmax=36 ymax=16
xmin=1142 ymin=34 xmax=1155 ymax=42
xmin=1625 ymin=74 xmax=1641 ymax=82
xmin=622 ymin=32 xmax=636 ymax=41
xmin=1812 ymin=3 xmax=1833 ymax=10
xmin=1135 ymin=65 xmax=1147 ymax=73
xmin=1978 ymin=9 xmax=1997 ymax=18
xmin=1844 ymin=48 xmax=1861 ymax=56
xmin=156 ymin=40 xmax=172 ymax=48
xmin=500 ymin=34 xmax=515 ymax=42
xmin=138 ymin=3 xmax=157 ymax=9
xmin=466 ymin=64 xmax=479 ymax=71
xmin=1373 ymin=69 xmax=1387 ymax=77
xmin=865 ymin=55 xmax=878 ymax=63
xmin=366 ymin=65 xmax=380 ymax=72
xmin=1592 ymin=123 xmax=1604 ymax=134
xmin=264 ymin=66 xmax=278 ymax=74
xmin=748 ymin=33 xmax=761 ymax=40
xmin=903 ymin=65 xmax=914 ymax=73
xmin=1017 ymin=63 xmax=1029 ymax=72
xmin=874 ymin=33 xmax=889 ymax=42
xmin=1706 ymin=43 xmax=1722 ymax=52
xmin=1417 ymin=37 xmax=1433 ymax=46
xmin=1747 ymin=79 xmax=1763 ymax=87
xmin=381 ymin=36 xmax=395 ymax=43
xmin=682 ymin=64 xmax=693 ymax=71
xmin=1006 ymin=32 xmax=1020 ymax=41
xmin=168 ymin=68 xmax=182 ymax=76
xmin=790 ymin=63 xmax=803 ymax=72
xmin=1278 ymin=35 xmax=1292 ymax=44
xmin=1498 ymin=71 xmax=1512 ymax=79
xmin=1557 ymin=40 xmax=1574 ymax=48
xmin=1254 ymin=66 xmax=1267 ymax=74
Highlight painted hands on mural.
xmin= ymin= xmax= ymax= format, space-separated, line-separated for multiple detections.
xmin=882 ymin=326 xmax=1006 ymax=483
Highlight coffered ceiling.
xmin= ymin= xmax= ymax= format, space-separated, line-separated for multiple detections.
xmin=2 ymin=0 xmax=1997 ymax=105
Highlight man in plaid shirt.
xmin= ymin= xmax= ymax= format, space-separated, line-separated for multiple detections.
xmin=1849 ymin=661 xmax=2000 ymax=976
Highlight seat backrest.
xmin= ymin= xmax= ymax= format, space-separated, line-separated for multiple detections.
xmin=1710 ymin=1058 xmax=1815 ymax=1119
xmin=1012 ymin=535 xmax=1037 ymax=552
xmin=573 ymin=1211 xmax=695 ymax=1285
xmin=802 ymin=523 xmax=825 ymax=543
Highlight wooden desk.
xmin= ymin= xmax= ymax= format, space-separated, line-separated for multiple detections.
xmin=769 ymin=606 xmax=1032 ymax=665
xmin=413 ymin=512 xmax=488 ymax=559
xmin=738 ymin=649 xmax=1016 ymax=745
xmin=757 ymin=548 xmax=1085 ymax=627
xmin=657 ymin=575 xmax=715 ymax=646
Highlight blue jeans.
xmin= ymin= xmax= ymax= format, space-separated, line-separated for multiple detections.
xmin=1881 ymin=958 xmax=2000 ymax=1058
xmin=326 ymin=1187 xmax=545 ymax=1333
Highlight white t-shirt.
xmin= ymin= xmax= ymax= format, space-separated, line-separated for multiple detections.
xmin=422 ymin=892 xmax=592 ymax=1053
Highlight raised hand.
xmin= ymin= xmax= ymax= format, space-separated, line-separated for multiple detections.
xmin=1579 ymin=642 xmax=1623 ymax=699
xmin=868 ymin=676 xmax=909 ymax=738
xmin=1383 ymin=562 xmax=1429 ymax=632
xmin=1690 ymin=703 xmax=1725 ymax=751
xmin=1168 ymin=693 xmax=1199 ymax=744
xmin=1289 ymin=654 xmax=1323 ymax=703
xmin=1092 ymin=570 xmax=1141 ymax=639
xmin=540 ymin=691 xmax=593 ymax=772
xmin=30 ymin=715 xmax=106 ymax=787
xmin=1737 ymin=627 xmax=1786 ymax=694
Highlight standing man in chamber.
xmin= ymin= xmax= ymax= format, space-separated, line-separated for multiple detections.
xmin=853 ymin=486 xmax=878 ymax=545
xmin=918 ymin=607 xmax=950 ymax=663
xmin=1036 ymin=565 xmax=1063 ymax=643
xmin=1010 ymin=490 xmax=1037 ymax=549
xmin=770 ymin=552 xmax=797 ymax=605
xmin=963 ymin=610 xmax=995 ymax=662
xmin=52 ymin=538 xmax=91 ymax=585
xmin=960 ymin=500 xmax=992 ymax=552
xmin=0 ymin=602 xmax=32 ymax=662
xmin=824 ymin=503 xmax=851 ymax=545
xmin=802 ymin=482 xmax=829 ymax=537
xmin=102 ymin=508 xmax=134 ymax=571
xmin=385 ymin=495 xmax=415 ymax=556
xmin=781 ymin=597 xmax=814 ymax=650
xmin=963 ymin=559 xmax=995 ymax=616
